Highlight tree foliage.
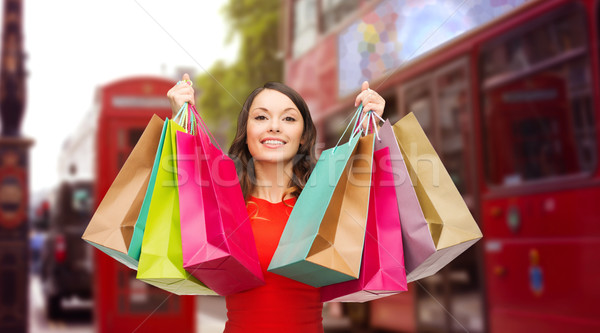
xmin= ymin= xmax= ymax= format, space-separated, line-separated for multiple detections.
xmin=195 ymin=0 xmax=283 ymax=147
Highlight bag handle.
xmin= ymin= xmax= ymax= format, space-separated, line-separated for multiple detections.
xmin=188 ymin=105 xmax=225 ymax=155
xmin=176 ymin=103 xmax=226 ymax=158
xmin=332 ymin=105 xmax=364 ymax=154
xmin=173 ymin=102 xmax=198 ymax=134
xmin=363 ymin=111 xmax=384 ymax=141
xmin=172 ymin=79 xmax=196 ymax=132
xmin=173 ymin=103 xmax=187 ymax=123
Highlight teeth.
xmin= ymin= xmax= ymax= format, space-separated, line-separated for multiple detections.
xmin=263 ymin=140 xmax=285 ymax=145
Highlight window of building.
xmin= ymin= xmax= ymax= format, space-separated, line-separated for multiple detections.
xmin=293 ymin=0 xmax=318 ymax=57
xmin=292 ymin=0 xmax=364 ymax=57
xmin=321 ymin=0 xmax=360 ymax=32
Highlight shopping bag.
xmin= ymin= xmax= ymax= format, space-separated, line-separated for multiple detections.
xmin=136 ymin=118 xmax=215 ymax=295
xmin=178 ymin=105 xmax=264 ymax=296
xmin=392 ymin=113 xmax=482 ymax=280
xmin=377 ymin=120 xmax=435 ymax=282
xmin=127 ymin=119 xmax=168 ymax=263
xmin=82 ymin=114 xmax=164 ymax=270
xmin=268 ymin=106 xmax=374 ymax=287
xmin=321 ymin=144 xmax=408 ymax=302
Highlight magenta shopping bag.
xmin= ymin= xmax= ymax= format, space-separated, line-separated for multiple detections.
xmin=177 ymin=105 xmax=264 ymax=296
xmin=320 ymin=146 xmax=407 ymax=302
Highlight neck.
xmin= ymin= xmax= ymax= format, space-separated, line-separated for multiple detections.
xmin=251 ymin=159 xmax=294 ymax=202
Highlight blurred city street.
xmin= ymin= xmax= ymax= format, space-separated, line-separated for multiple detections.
xmin=29 ymin=275 xmax=92 ymax=333
xmin=29 ymin=274 xmax=229 ymax=333
xmin=0 ymin=0 xmax=599 ymax=332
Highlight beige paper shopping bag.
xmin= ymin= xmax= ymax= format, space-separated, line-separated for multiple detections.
xmin=393 ymin=113 xmax=482 ymax=281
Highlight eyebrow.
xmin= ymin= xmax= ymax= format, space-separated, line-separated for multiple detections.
xmin=250 ymin=107 xmax=300 ymax=114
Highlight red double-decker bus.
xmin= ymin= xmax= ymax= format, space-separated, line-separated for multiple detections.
xmin=283 ymin=0 xmax=600 ymax=332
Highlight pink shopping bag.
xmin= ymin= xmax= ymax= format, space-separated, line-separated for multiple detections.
xmin=352 ymin=117 xmax=434 ymax=282
xmin=378 ymin=120 xmax=436 ymax=282
xmin=177 ymin=106 xmax=264 ymax=296
xmin=320 ymin=146 xmax=407 ymax=302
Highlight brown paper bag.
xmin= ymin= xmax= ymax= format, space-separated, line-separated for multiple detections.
xmin=82 ymin=114 xmax=164 ymax=269
xmin=268 ymin=133 xmax=374 ymax=287
xmin=393 ymin=113 xmax=482 ymax=281
xmin=307 ymin=133 xmax=374 ymax=278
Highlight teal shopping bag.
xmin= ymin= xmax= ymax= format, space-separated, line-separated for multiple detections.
xmin=127 ymin=119 xmax=169 ymax=263
xmin=268 ymin=106 xmax=375 ymax=287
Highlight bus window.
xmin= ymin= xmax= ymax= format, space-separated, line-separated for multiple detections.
xmin=401 ymin=63 xmax=476 ymax=196
xmin=480 ymin=6 xmax=597 ymax=186
xmin=435 ymin=62 xmax=471 ymax=196
xmin=402 ymin=78 xmax=435 ymax=142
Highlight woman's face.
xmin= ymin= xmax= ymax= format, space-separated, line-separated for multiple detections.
xmin=246 ymin=89 xmax=305 ymax=164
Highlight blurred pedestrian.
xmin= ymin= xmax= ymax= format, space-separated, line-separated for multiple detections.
xmin=30 ymin=229 xmax=45 ymax=275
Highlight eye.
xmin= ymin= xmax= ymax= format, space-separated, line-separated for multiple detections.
xmin=284 ymin=116 xmax=296 ymax=122
xmin=254 ymin=115 xmax=267 ymax=120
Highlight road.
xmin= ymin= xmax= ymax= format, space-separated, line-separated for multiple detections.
xmin=29 ymin=275 xmax=228 ymax=333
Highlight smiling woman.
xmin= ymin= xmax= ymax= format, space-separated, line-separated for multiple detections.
xmin=245 ymin=92 xmax=308 ymax=191
xmin=167 ymin=74 xmax=386 ymax=333
xmin=246 ymin=90 xmax=306 ymax=162
xmin=229 ymin=82 xmax=316 ymax=203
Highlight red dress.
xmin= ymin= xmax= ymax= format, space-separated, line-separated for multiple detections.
xmin=224 ymin=196 xmax=323 ymax=333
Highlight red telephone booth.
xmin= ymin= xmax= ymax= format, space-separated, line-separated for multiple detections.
xmin=94 ymin=77 xmax=195 ymax=333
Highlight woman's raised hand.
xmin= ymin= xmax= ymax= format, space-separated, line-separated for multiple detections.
xmin=167 ymin=73 xmax=195 ymax=118
xmin=354 ymin=81 xmax=386 ymax=131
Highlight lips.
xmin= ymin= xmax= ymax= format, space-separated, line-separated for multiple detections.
xmin=260 ymin=137 xmax=287 ymax=148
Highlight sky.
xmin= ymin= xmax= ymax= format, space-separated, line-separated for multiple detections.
xmin=22 ymin=1 xmax=238 ymax=193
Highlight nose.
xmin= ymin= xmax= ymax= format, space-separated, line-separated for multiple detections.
xmin=269 ymin=119 xmax=281 ymax=133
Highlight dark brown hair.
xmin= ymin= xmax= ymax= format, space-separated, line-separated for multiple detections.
xmin=228 ymin=82 xmax=317 ymax=202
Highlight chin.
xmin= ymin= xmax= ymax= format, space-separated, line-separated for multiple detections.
xmin=252 ymin=152 xmax=294 ymax=165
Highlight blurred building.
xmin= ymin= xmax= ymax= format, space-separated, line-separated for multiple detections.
xmin=57 ymin=103 xmax=98 ymax=184
xmin=282 ymin=0 xmax=600 ymax=332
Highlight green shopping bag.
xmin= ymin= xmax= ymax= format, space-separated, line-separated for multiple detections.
xmin=136 ymin=118 xmax=215 ymax=295
xmin=127 ymin=119 xmax=168 ymax=262
xmin=268 ymin=106 xmax=374 ymax=287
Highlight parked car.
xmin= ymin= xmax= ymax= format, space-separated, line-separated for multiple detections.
xmin=41 ymin=181 xmax=94 ymax=319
